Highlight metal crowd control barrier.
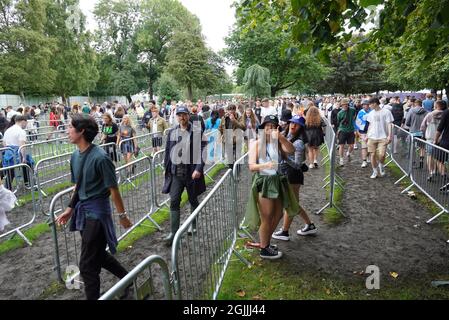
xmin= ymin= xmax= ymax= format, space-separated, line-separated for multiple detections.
xmin=386 ymin=125 xmax=414 ymax=185
xmin=118 ymin=132 xmax=165 ymax=160
xmin=99 ymin=255 xmax=173 ymax=300
xmin=405 ymin=138 xmax=449 ymax=225
xmin=0 ymin=164 xmax=36 ymax=246
xmin=385 ymin=126 xmax=449 ymax=243
xmin=49 ymin=156 xmax=161 ymax=282
xmin=171 ymin=170 xmax=249 ymax=300
xmin=317 ymin=118 xmax=345 ymax=216
xmin=19 ymin=137 xmax=74 ymax=164
xmin=114 ymin=156 xmax=161 ymax=242
xmin=151 ymin=149 xmax=169 ymax=208
xmin=232 ymin=153 xmax=256 ymax=242
xmin=203 ymin=130 xmax=222 ymax=182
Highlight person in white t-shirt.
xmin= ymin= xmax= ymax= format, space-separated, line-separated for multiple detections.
xmin=366 ymin=98 xmax=394 ymax=179
xmin=260 ymin=98 xmax=277 ymax=123
xmin=2 ymin=115 xmax=30 ymax=189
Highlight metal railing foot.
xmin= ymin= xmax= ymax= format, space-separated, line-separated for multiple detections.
xmin=426 ymin=210 xmax=446 ymax=224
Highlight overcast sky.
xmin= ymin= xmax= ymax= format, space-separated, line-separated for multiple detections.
xmin=79 ymin=0 xmax=236 ymax=55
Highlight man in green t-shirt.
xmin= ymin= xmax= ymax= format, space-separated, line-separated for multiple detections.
xmin=55 ymin=114 xmax=132 ymax=300
xmin=81 ymin=102 xmax=91 ymax=114
xmin=337 ymin=98 xmax=357 ymax=166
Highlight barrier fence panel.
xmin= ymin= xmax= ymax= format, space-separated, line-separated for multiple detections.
xmin=19 ymin=138 xmax=74 ymax=164
xmin=0 ymin=164 xmax=36 ymax=246
xmin=388 ymin=125 xmax=414 ymax=184
xmin=408 ymin=138 xmax=449 ymax=224
xmin=232 ymin=153 xmax=255 ymax=242
xmin=49 ymin=187 xmax=79 ymax=282
xmin=317 ymin=117 xmax=345 ymax=216
xmin=114 ymin=156 xmax=161 ymax=242
xmin=151 ymin=149 xmax=169 ymax=208
xmin=204 ymin=130 xmax=222 ymax=181
xmin=50 ymin=156 xmax=161 ymax=282
xmin=171 ymin=170 xmax=237 ymax=300
xmin=99 ymin=255 xmax=173 ymax=300
xmin=118 ymin=132 xmax=166 ymax=163
xmin=35 ymin=152 xmax=72 ymax=214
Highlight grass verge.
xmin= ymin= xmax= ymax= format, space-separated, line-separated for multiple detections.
xmin=0 ymin=223 xmax=50 ymax=255
xmin=322 ymin=149 xmax=346 ymax=225
xmin=218 ymin=239 xmax=449 ymax=300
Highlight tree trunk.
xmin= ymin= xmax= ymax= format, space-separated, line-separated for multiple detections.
xmin=148 ymin=83 xmax=154 ymax=100
xmin=126 ymin=95 xmax=132 ymax=103
xmin=187 ymin=83 xmax=193 ymax=101
xmin=61 ymin=94 xmax=67 ymax=105
xmin=19 ymin=90 xmax=25 ymax=104
xmin=271 ymin=86 xmax=278 ymax=98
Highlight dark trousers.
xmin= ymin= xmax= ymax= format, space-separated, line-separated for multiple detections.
xmin=79 ymin=219 xmax=128 ymax=300
xmin=170 ymin=175 xmax=199 ymax=213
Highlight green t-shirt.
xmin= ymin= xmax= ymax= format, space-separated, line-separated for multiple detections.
xmin=70 ymin=145 xmax=117 ymax=201
xmin=337 ymin=108 xmax=357 ymax=133
xmin=82 ymin=106 xmax=90 ymax=114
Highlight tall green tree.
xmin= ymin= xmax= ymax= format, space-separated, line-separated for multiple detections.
xmin=242 ymin=64 xmax=270 ymax=99
xmin=45 ymin=0 xmax=99 ymax=103
xmin=224 ymin=19 xmax=329 ymax=96
xmin=154 ymin=71 xmax=182 ymax=104
xmin=94 ymin=0 xmax=146 ymax=102
xmin=137 ymin=0 xmax=201 ymax=99
xmin=0 ymin=0 xmax=56 ymax=100
xmin=166 ymin=31 xmax=217 ymax=101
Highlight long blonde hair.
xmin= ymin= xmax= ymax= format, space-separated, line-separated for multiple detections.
xmin=305 ymin=106 xmax=322 ymax=128
xmin=122 ymin=115 xmax=136 ymax=130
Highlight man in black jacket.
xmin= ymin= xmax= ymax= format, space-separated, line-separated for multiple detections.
xmin=162 ymin=106 xmax=207 ymax=246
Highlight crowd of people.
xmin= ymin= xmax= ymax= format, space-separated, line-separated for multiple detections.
xmin=2 ymin=91 xmax=449 ymax=298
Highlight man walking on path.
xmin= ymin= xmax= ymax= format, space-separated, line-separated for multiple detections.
xmin=55 ymin=115 xmax=132 ymax=300
xmin=337 ymin=98 xmax=357 ymax=166
xmin=366 ymin=98 xmax=394 ymax=179
xmin=162 ymin=106 xmax=207 ymax=246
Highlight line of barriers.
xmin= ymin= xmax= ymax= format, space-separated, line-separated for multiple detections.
xmin=100 ymin=166 xmax=252 ymax=300
xmin=386 ymin=125 xmax=449 ymax=235
xmin=317 ymin=117 xmax=345 ymax=217
xmin=48 ymin=130 xmax=222 ymax=283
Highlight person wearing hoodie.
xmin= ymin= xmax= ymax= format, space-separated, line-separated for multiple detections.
xmin=405 ymin=99 xmax=428 ymax=168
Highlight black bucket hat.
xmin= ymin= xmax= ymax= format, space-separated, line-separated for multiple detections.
xmin=259 ymin=115 xmax=280 ymax=129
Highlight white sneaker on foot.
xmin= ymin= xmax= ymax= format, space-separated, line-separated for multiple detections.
xmin=370 ymin=170 xmax=379 ymax=179
xmin=340 ymin=158 xmax=345 ymax=167
xmin=378 ymin=164 xmax=386 ymax=177
xmin=361 ymin=161 xmax=368 ymax=168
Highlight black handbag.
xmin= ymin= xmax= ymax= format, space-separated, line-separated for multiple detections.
xmin=301 ymin=163 xmax=309 ymax=173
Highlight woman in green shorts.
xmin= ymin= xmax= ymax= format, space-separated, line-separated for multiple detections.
xmin=245 ymin=115 xmax=299 ymax=260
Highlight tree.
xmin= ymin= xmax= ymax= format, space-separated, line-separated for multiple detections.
xmin=45 ymin=0 xmax=99 ymax=103
xmin=0 ymin=0 xmax=56 ymax=100
xmin=136 ymin=0 xmax=201 ymax=99
xmin=224 ymin=19 xmax=329 ymax=96
xmin=236 ymin=0 xmax=449 ymax=94
xmin=94 ymin=0 xmax=147 ymax=102
xmin=166 ymin=31 xmax=216 ymax=101
xmin=242 ymin=64 xmax=271 ymax=99
xmin=154 ymin=72 xmax=182 ymax=104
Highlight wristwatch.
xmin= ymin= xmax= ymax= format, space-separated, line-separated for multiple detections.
xmin=118 ymin=212 xmax=128 ymax=219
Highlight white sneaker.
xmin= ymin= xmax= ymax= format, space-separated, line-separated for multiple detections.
xmin=309 ymin=164 xmax=314 ymax=169
xmin=378 ymin=164 xmax=386 ymax=177
xmin=370 ymin=170 xmax=378 ymax=179
xmin=340 ymin=158 xmax=345 ymax=167
xmin=361 ymin=161 xmax=368 ymax=168
xmin=354 ymin=144 xmax=359 ymax=150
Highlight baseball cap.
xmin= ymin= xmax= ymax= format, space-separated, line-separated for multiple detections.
xmin=340 ymin=98 xmax=350 ymax=105
xmin=176 ymin=106 xmax=189 ymax=115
